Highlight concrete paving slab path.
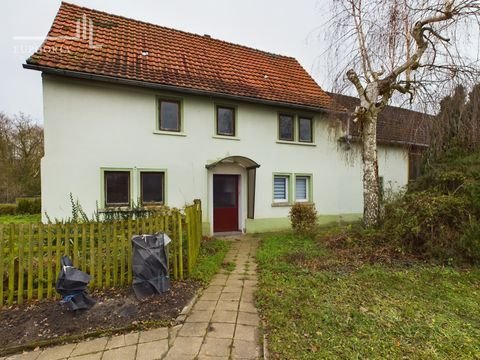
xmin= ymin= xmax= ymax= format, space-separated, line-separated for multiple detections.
xmin=3 ymin=236 xmax=262 ymax=360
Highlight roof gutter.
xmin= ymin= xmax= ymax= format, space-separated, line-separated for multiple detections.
xmin=23 ymin=64 xmax=346 ymax=115
xmin=349 ymin=135 xmax=429 ymax=148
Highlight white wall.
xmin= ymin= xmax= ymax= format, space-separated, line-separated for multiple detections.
xmin=41 ymin=75 xmax=409 ymax=229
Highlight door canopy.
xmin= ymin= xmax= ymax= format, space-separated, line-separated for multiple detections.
xmin=205 ymin=156 xmax=260 ymax=170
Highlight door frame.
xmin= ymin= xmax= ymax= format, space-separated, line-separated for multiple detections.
xmin=208 ymin=164 xmax=246 ymax=234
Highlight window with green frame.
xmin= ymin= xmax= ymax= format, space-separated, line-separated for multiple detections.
xmin=273 ymin=175 xmax=290 ymax=202
xmin=298 ymin=117 xmax=313 ymax=143
xmin=104 ymin=171 xmax=130 ymax=207
xmin=216 ymin=106 xmax=236 ymax=136
xmin=159 ymin=100 xmax=181 ymax=132
xmin=140 ymin=171 xmax=165 ymax=205
xmin=278 ymin=114 xmax=314 ymax=143
xmin=295 ymin=175 xmax=311 ymax=202
xmin=278 ymin=114 xmax=294 ymax=141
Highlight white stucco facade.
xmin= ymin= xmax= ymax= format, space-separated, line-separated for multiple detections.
xmin=41 ymin=74 xmax=409 ymax=233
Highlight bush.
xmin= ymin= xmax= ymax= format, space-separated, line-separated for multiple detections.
xmin=16 ymin=197 xmax=41 ymax=214
xmin=382 ymin=191 xmax=471 ymax=260
xmin=373 ymin=151 xmax=480 ymax=264
xmin=289 ymin=203 xmax=317 ymax=236
xmin=0 ymin=204 xmax=17 ymax=215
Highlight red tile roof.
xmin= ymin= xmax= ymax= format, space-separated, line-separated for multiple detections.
xmin=328 ymin=93 xmax=431 ymax=147
xmin=26 ymin=2 xmax=337 ymax=111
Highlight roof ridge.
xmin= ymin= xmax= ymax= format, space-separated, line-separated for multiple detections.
xmin=60 ymin=1 xmax=295 ymax=60
xmin=327 ymin=92 xmax=431 ymax=117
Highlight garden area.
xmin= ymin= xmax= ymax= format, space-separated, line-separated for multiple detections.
xmin=256 ymin=149 xmax=480 ymax=359
xmin=0 ymin=200 xmax=231 ymax=357
xmin=256 ymin=230 xmax=480 ymax=359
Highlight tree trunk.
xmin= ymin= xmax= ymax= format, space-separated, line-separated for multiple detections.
xmin=361 ymin=111 xmax=380 ymax=227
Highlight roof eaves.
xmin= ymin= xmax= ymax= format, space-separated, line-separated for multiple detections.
xmin=24 ymin=63 xmax=345 ymax=114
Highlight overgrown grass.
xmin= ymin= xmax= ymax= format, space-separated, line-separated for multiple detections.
xmin=256 ymin=230 xmax=480 ymax=359
xmin=190 ymin=238 xmax=230 ymax=285
xmin=0 ymin=214 xmax=41 ymax=224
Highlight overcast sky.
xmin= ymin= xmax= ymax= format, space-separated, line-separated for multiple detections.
xmin=0 ymin=0 xmax=331 ymax=124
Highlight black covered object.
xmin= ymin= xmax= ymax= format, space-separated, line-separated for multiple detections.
xmin=56 ymin=256 xmax=95 ymax=311
xmin=132 ymin=233 xmax=170 ymax=299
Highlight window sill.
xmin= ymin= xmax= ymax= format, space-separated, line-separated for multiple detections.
xmin=271 ymin=201 xmax=315 ymax=207
xmin=276 ymin=140 xmax=316 ymax=146
xmin=271 ymin=202 xmax=292 ymax=207
xmin=213 ymin=135 xmax=240 ymax=141
xmin=153 ymin=130 xmax=187 ymax=137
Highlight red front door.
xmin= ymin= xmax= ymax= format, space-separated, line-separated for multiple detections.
xmin=213 ymin=175 xmax=239 ymax=232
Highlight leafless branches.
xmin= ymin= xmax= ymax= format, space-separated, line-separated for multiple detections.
xmin=326 ymin=0 xmax=480 ymax=111
xmin=0 ymin=113 xmax=44 ymax=202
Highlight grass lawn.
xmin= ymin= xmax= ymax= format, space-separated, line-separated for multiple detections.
xmin=0 ymin=214 xmax=41 ymax=224
xmin=256 ymin=230 xmax=480 ymax=359
xmin=190 ymin=238 xmax=230 ymax=285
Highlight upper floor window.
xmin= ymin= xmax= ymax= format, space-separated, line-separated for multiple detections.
xmin=298 ymin=117 xmax=313 ymax=143
xmin=159 ymin=100 xmax=181 ymax=132
xmin=217 ymin=106 xmax=236 ymax=136
xmin=104 ymin=171 xmax=130 ymax=207
xmin=278 ymin=114 xmax=314 ymax=143
xmin=278 ymin=114 xmax=294 ymax=141
xmin=141 ymin=171 xmax=165 ymax=205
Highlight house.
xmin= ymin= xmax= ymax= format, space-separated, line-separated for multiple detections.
xmin=327 ymin=93 xmax=430 ymax=182
xmin=25 ymin=2 xmax=427 ymax=234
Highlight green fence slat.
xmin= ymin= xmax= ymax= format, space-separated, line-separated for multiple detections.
xmin=17 ymin=225 xmax=25 ymax=305
xmin=97 ymin=223 xmax=103 ymax=288
xmin=73 ymin=223 xmax=79 ymax=268
xmin=0 ymin=225 xmax=4 ymax=306
xmin=47 ymin=224 xmax=53 ymax=298
xmin=27 ymin=225 xmax=34 ymax=301
xmin=37 ymin=224 xmax=44 ymax=300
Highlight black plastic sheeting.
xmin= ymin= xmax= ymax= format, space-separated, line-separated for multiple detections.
xmin=56 ymin=256 xmax=96 ymax=311
xmin=132 ymin=233 xmax=170 ymax=299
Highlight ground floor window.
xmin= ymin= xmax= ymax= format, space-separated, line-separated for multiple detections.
xmin=273 ymin=175 xmax=290 ymax=203
xmin=409 ymin=151 xmax=423 ymax=181
xmin=104 ymin=171 xmax=130 ymax=207
xmin=295 ymin=175 xmax=311 ymax=202
xmin=273 ymin=173 xmax=313 ymax=205
xmin=141 ymin=171 xmax=165 ymax=205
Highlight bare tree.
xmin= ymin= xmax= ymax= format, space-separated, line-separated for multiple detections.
xmin=0 ymin=113 xmax=44 ymax=202
xmin=326 ymin=0 xmax=480 ymax=226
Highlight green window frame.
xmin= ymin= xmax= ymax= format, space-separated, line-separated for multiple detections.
xmin=298 ymin=117 xmax=313 ymax=143
xmin=273 ymin=174 xmax=291 ymax=203
xmin=294 ymin=174 xmax=313 ymax=202
xmin=216 ymin=105 xmax=236 ymax=136
xmin=159 ymin=99 xmax=181 ymax=132
xmin=140 ymin=171 xmax=165 ymax=205
xmin=278 ymin=114 xmax=294 ymax=141
xmin=103 ymin=170 xmax=131 ymax=207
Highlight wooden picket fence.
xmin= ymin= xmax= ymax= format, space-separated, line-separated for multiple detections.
xmin=0 ymin=200 xmax=203 ymax=306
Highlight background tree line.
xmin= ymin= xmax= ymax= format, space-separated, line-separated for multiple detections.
xmin=0 ymin=113 xmax=44 ymax=203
